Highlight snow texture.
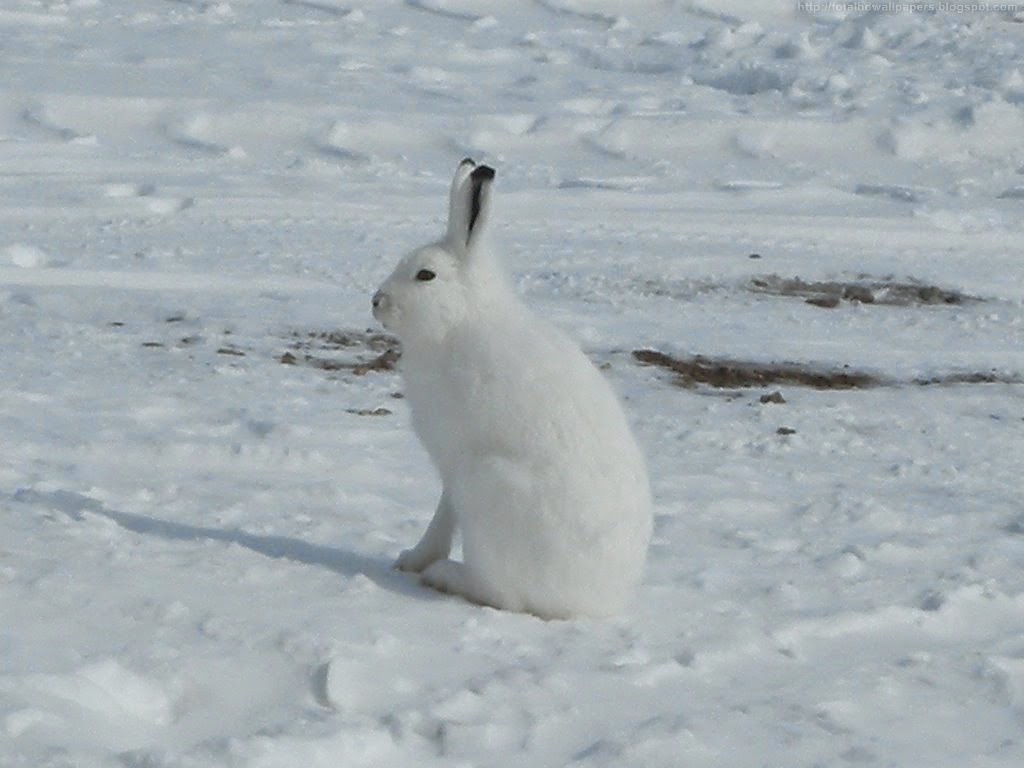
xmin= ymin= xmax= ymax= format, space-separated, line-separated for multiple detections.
xmin=2 ymin=1 xmax=1023 ymax=766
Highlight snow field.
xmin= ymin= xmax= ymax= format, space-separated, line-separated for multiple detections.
xmin=2 ymin=1 xmax=1024 ymax=766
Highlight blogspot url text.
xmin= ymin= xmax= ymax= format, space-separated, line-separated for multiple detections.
xmin=798 ymin=2 xmax=1019 ymax=11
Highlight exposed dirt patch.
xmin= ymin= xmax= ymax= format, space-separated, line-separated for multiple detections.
xmin=911 ymin=371 xmax=1022 ymax=386
xmin=632 ymin=349 xmax=884 ymax=390
xmin=282 ymin=329 xmax=400 ymax=375
xmin=747 ymin=275 xmax=976 ymax=308
xmin=346 ymin=407 xmax=393 ymax=417
xmin=633 ymin=349 xmax=1022 ymax=391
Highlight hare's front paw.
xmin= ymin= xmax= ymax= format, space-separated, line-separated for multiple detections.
xmin=394 ymin=546 xmax=440 ymax=573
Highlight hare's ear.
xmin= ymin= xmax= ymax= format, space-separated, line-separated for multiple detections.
xmin=446 ymin=158 xmax=495 ymax=254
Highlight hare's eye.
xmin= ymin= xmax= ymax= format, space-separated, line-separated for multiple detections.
xmin=416 ymin=269 xmax=436 ymax=282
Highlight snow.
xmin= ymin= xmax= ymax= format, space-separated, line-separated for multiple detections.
xmin=1 ymin=1 xmax=1023 ymax=766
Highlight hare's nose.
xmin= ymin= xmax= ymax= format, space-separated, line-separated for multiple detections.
xmin=372 ymin=290 xmax=388 ymax=312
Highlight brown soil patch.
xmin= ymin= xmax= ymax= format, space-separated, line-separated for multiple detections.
xmin=632 ymin=349 xmax=883 ymax=390
xmin=346 ymin=407 xmax=393 ymax=417
xmin=747 ymin=275 xmax=975 ymax=308
xmin=633 ymin=349 xmax=1022 ymax=390
xmin=282 ymin=329 xmax=400 ymax=375
xmin=911 ymin=371 xmax=1021 ymax=386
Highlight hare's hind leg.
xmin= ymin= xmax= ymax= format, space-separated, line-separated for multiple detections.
xmin=394 ymin=489 xmax=455 ymax=573
xmin=420 ymin=559 xmax=502 ymax=610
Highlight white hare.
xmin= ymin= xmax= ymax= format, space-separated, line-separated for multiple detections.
xmin=372 ymin=159 xmax=652 ymax=619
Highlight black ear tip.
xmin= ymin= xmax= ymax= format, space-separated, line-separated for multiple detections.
xmin=471 ymin=165 xmax=496 ymax=181
xmin=459 ymin=157 xmax=476 ymax=168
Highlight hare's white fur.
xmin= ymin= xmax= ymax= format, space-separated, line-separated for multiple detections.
xmin=373 ymin=160 xmax=652 ymax=619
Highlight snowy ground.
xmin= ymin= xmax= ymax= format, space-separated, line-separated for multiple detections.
xmin=2 ymin=1 xmax=1024 ymax=766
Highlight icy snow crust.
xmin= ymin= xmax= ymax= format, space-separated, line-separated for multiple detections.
xmin=2 ymin=1 xmax=1023 ymax=766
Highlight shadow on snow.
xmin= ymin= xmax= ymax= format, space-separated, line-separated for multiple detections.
xmin=12 ymin=488 xmax=422 ymax=599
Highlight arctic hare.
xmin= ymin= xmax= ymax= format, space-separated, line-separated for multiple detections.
xmin=372 ymin=159 xmax=652 ymax=619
